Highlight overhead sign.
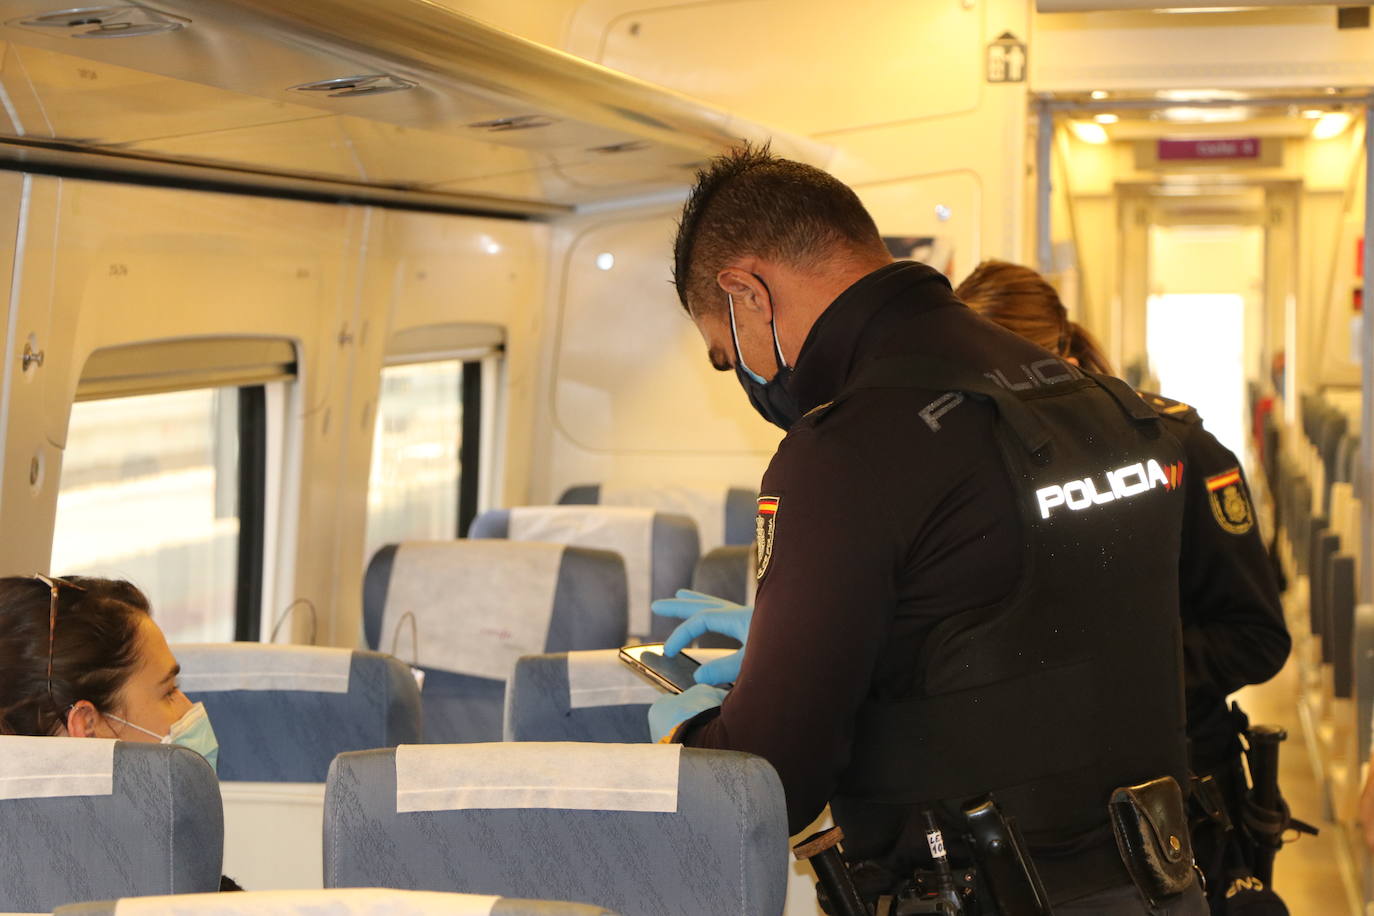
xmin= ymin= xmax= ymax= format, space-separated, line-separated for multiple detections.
xmin=1157 ymin=138 xmax=1260 ymax=161
xmin=986 ymin=32 xmax=1027 ymax=84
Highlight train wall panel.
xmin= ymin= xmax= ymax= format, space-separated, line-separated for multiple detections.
xmin=0 ymin=176 xmax=548 ymax=647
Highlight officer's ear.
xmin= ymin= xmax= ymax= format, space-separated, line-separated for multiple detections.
xmin=716 ymin=266 xmax=771 ymax=318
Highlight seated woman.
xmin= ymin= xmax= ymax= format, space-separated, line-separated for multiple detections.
xmin=0 ymin=575 xmax=241 ymax=891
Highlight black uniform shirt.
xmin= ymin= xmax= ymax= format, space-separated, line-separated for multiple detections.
xmin=679 ymin=262 xmax=1062 ymax=834
xmin=1142 ymin=394 xmax=1289 ymax=769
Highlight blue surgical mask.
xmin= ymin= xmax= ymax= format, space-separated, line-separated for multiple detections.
xmin=107 ymin=701 xmax=220 ymax=775
xmin=729 ymin=290 xmax=801 ymax=430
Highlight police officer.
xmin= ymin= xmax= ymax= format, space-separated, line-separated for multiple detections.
xmin=649 ymin=145 xmax=1206 ymax=914
xmin=955 ymin=261 xmax=1290 ymax=909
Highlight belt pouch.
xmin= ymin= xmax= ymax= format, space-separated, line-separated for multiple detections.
xmin=1108 ymin=775 xmax=1195 ymax=907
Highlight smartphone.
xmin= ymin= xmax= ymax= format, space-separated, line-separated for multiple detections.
xmin=620 ymin=643 xmax=701 ymax=694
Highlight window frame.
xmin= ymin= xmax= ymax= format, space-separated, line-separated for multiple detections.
xmin=61 ymin=336 xmax=294 ymax=643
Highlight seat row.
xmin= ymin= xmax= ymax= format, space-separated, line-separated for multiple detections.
xmin=1254 ymin=388 xmax=1369 ymax=827
xmin=0 ymin=733 xmax=787 ymax=915
xmin=364 ymin=497 xmax=753 ymax=746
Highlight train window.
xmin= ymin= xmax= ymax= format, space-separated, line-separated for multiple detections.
xmin=364 ymin=359 xmax=483 ymax=560
xmin=50 ymin=385 xmax=269 ymax=643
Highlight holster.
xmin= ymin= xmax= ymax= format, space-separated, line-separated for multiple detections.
xmin=1109 ymin=776 xmax=1196 ymax=907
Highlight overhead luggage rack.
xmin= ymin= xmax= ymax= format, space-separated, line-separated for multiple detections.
xmin=0 ymin=0 xmax=830 ymax=216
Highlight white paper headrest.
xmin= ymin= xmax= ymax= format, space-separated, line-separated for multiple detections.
xmin=395 ymin=742 xmax=681 ymax=814
xmin=384 ymin=541 xmax=565 ymax=681
xmin=175 ymin=644 xmax=352 ymax=694
xmin=600 ymin=484 xmax=727 ymax=552
xmin=509 ymin=507 xmax=654 ymax=636
xmin=113 ymin=888 xmax=502 ymax=915
xmin=0 ymin=736 xmax=114 ymax=800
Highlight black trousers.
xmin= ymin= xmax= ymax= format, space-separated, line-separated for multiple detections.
xmin=1058 ymin=883 xmax=1209 ymax=915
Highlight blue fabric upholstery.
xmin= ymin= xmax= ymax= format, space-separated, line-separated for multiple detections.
xmin=182 ymin=647 xmax=422 ymax=782
xmin=687 ymin=547 xmax=750 ymax=650
xmin=723 ymin=489 xmax=758 ymax=547
xmin=504 ymin=654 xmax=650 ymax=744
xmin=324 ymin=745 xmax=789 ymax=916
xmin=690 ymin=546 xmax=751 ymax=608
xmin=363 ymin=544 xmax=628 ymax=744
xmin=557 ymin=485 xmax=601 ymax=505
xmin=0 ymin=741 xmax=222 ymax=912
xmin=469 ymin=508 xmax=697 ymax=641
xmin=55 ymin=891 xmax=622 ymax=915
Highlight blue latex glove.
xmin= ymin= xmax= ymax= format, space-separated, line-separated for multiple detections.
xmin=648 ymin=683 xmax=728 ymax=743
xmin=651 ymin=589 xmax=753 ymax=686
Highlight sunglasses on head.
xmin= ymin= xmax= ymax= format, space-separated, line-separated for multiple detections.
xmin=34 ymin=574 xmax=87 ymax=719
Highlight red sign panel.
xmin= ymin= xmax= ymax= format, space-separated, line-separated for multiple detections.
xmin=1157 ymin=138 xmax=1260 ymax=161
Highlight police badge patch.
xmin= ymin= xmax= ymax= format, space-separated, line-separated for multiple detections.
xmin=755 ymin=496 xmax=780 ymax=581
xmin=1205 ymin=468 xmax=1254 ymax=535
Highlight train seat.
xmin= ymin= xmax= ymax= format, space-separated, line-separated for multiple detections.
xmin=558 ymin=483 xmax=758 ymax=552
xmin=176 ymin=644 xmax=423 ymax=892
xmin=364 ymin=541 xmax=628 ymax=743
xmin=469 ymin=507 xmax=698 ymax=640
xmin=324 ymin=743 xmax=789 ymax=916
xmin=504 ymin=648 xmax=735 ymax=743
xmin=1329 ymin=555 xmax=1358 ymax=699
xmin=54 ymin=888 xmax=621 ymax=916
xmin=691 ymin=545 xmax=752 ymax=605
xmin=0 ymin=738 xmax=221 ymax=912
xmin=177 ymin=644 xmax=422 ymax=782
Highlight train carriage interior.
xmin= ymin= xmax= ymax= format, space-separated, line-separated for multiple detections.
xmin=2 ymin=0 xmax=1374 ymax=913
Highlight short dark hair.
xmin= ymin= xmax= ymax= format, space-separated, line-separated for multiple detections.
xmin=672 ymin=143 xmax=885 ymax=314
xmin=0 ymin=576 xmax=151 ymax=736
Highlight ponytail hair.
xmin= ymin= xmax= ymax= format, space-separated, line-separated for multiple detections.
xmin=956 ymin=259 xmax=1115 ymax=375
xmin=1065 ymin=321 xmax=1114 ymax=377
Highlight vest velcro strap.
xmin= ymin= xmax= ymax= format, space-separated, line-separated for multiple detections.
xmin=850 ymin=356 xmax=1056 ymax=455
xmin=841 ymin=661 xmax=1100 ymax=806
xmin=1090 ymin=373 xmax=1161 ymax=424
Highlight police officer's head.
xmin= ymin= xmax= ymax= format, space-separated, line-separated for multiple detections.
xmin=672 ymin=144 xmax=890 ymax=387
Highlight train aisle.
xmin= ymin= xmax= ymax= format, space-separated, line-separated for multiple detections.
xmin=1233 ymin=660 xmax=1357 ymax=913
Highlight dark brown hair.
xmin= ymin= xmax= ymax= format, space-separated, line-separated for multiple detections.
xmin=672 ymin=142 xmax=887 ymax=314
xmin=0 ymin=576 xmax=151 ymax=736
xmin=955 ymin=259 xmax=1114 ymax=375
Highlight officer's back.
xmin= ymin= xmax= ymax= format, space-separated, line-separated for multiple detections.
xmin=656 ymin=145 xmax=1201 ymax=914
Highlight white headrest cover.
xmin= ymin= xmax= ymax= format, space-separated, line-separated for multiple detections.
xmin=600 ymin=483 xmax=726 ymax=553
xmin=384 ymin=540 xmax=564 ymax=681
xmin=114 ymin=888 xmax=502 ymax=915
xmin=175 ymin=644 xmax=352 ymax=694
xmin=395 ymin=742 xmax=681 ymax=814
xmin=509 ymin=506 xmax=654 ymax=636
xmin=0 ymin=736 xmax=114 ymax=800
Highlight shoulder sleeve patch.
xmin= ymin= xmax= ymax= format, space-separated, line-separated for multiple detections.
xmin=755 ymin=496 xmax=780 ymax=581
xmin=1204 ymin=468 xmax=1254 ymax=535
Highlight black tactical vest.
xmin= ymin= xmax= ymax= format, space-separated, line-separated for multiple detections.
xmin=831 ymin=356 xmax=1190 ymax=901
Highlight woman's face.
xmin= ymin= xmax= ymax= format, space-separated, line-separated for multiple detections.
xmin=70 ymin=615 xmax=191 ymax=741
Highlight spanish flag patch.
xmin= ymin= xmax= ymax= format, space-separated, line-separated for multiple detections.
xmin=755 ymin=496 xmax=780 ymax=581
xmin=1204 ymin=468 xmax=1254 ymax=535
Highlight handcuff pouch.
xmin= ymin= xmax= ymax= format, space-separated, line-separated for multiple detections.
xmin=1109 ymin=775 xmax=1195 ymax=907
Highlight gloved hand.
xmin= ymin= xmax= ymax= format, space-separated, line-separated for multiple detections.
xmin=651 ymin=589 xmax=753 ymax=686
xmin=648 ymin=683 xmax=728 ymax=743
